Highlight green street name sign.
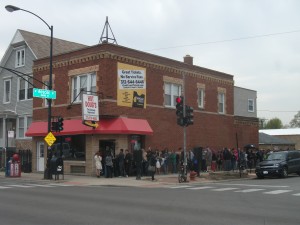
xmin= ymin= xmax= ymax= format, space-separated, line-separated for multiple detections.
xmin=33 ymin=88 xmax=56 ymax=99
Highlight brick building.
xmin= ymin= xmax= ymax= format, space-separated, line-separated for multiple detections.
xmin=26 ymin=43 xmax=258 ymax=175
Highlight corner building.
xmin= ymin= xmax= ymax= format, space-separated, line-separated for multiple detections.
xmin=26 ymin=43 xmax=258 ymax=175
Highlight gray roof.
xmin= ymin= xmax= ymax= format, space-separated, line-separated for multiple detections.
xmin=19 ymin=30 xmax=87 ymax=59
xmin=259 ymin=132 xmax=295 ymax=145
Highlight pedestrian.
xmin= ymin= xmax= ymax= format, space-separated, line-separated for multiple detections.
xmin=148 ymin=150 xmax=156 ymax=181
xmin=206 ymin=147 xmax=212 ymax=172
xmin=105 ymin=151 xmax=113 ymax=178
xmin=170 ymin=150 xmax=177 ymax=174
xmin=124 ymin=149 xmax=132 ymax=177
xmin=94 ymin=152 xmax=102 ymax=178
xmin=133 ymin=147 xmax=143 ymax=180
xmin=118 ymin=149 xmax=125 ymax=177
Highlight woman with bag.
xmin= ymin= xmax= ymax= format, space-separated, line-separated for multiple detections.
xmin=148 ymin=151 xmax=156 ymax=181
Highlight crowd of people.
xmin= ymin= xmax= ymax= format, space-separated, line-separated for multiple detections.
xmin=93 ymin=146 xmax=273 ymax=180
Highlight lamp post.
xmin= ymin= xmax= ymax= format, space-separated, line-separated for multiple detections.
xmin=5 ymin=5 xmax=53 ymax=134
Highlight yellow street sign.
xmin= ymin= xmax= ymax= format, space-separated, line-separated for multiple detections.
xmin=44 ymin=132 xmax=56 ymax=147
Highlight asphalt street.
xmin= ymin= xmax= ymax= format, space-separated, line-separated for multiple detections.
xmin=0 ymin=175 xmax=299 ymax=225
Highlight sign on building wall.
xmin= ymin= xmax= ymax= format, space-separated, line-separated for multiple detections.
xmin=82 ymin=94 xmax=99 ymax=121
xmin=117 ymin=63 xmax=146 ymax=108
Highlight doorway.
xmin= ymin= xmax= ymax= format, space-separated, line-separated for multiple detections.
xmin=99 ymin=140 xmax=116 ymax=157
xmin=36 ymin=142 xmax=45 ymax=171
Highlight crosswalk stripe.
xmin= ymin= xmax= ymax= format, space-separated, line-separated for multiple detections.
xmin=169 ymin=185 xmax=192 ymax=189
xmin=48 ymin=183 xmax=74 ymax=187
xmin=6 ymin=185 xmax=34 ymax=188
xmin=264 ymin=190 xmax=292 ymax=195
xmin=235 ymin=189 xmax=265 ymax=193
xmin=292 ymin=193 xmax=300 ymax=196
xmin=25 ymin=184 xmax=56 ymax=188
xmin=212 ymin=188 xmax=239 ymax=191
xmin=187 ymin=186 xmax=214 ymax=190
xmin=0 ymin=186 xmax=12 ymax=189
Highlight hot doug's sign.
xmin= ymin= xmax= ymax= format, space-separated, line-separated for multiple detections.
xmin=82 ymin=94 xmax=99 ymax=128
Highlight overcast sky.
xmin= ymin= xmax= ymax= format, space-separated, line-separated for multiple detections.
xmin=1 ymin=0 xmax=299 ymax=125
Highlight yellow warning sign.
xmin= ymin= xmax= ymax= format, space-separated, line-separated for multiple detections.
xmin=44 ymin=132 xmax=56 ymax=147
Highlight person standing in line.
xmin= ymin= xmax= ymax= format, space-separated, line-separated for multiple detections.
xmin=118 ymin=149 xmax=125 ymax=177
xmin=105 ymin=151 xmax=113 ymax=178
xmin=148 ymin=150 xmax=157 ymax=181
xmin=94 ymin=152 xmax=102 ymax=178
xmin=170 ymin=150 xmax=177 ymax=174
xmin=133 ymin=147 xmax=143 ymax=180
xmin=206 ymin=147 xmax=212 ymax=172
xmin=124 ymin=149 xmax=132 ymax=177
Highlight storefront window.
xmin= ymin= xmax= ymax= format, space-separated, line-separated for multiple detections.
xmin=130 ymin=135 xmax=144 ymax=151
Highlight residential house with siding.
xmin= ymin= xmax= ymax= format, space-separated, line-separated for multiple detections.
xmin=0 ymin=29 xmax=86 ymax=162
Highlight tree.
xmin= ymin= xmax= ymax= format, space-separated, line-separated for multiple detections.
xmin=290 ymin=111 xmax=300 ymax=128
xmin=264 ymin=117 xmax=283 ymax=129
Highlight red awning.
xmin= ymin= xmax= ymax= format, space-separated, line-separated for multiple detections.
xmin=26 ymin=117 xmax=153 ymax=137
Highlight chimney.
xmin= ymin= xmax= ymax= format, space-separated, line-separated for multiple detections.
xmin=184 ymin=55 xmax=193 ymax=65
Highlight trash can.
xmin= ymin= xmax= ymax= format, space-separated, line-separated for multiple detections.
xmin=5 ymin=154 xmax=21 ymax=177
xmin=50 ymin=157 xmax=64 ymax=180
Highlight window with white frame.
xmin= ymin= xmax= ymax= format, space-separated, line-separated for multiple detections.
xmin=18 ymin=116 xmax=32 ymax=138
xmin=72 ymin=72 xmax=96 ymax=103
xmin=164 ymin=83 xmax=182 ymax=107
xmin=19 ymin=77 xmax=33 ymax=101
xmin=3 ymin=79 xmax=11 ymax=103
xmin=15 ymin=48 xmax=25 ymax=68
xmin=198 ymin=88 xmax=205 ymax=109
xmin=218 ymin=92 xmax=225 ymax=114
xmin=248 ymin=99 xmax=254 ymax=112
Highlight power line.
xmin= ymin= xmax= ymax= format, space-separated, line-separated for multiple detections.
xmin=146 ymin=29 xmax=300 ymax=51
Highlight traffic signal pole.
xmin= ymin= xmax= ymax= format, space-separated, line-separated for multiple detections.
xmin=182 ymin=73 xmax=187 ymax=179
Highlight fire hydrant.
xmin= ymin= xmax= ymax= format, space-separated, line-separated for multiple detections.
xmin=190 ymin=171 xmax=197 ymax=181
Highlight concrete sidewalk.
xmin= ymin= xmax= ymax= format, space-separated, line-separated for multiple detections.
xmin=0 ymin=171 xmax=256 ymax=188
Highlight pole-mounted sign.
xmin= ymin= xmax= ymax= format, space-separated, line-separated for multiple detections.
xmin=82 ymin=94 xmax=99 ymax=128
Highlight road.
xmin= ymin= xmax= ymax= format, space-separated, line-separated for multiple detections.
xmin=0 ymin=176 xmax=299 ymax=225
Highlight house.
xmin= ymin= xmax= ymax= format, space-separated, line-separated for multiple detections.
xmin=259 ymin=128 xmax=300 ymax=150
xmin=259 ymin=132 xmax=295 ymax=150
xmin=26 ymin=42 xmax=259 ymax=175
xmin=0 ymin=29 xmax=87 ymax=167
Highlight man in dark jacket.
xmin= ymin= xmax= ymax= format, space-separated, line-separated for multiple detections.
xmin=193 ymin=146 xmax=203 ymax=177
xmin=133 ymin=148 xmax=143 ymax=180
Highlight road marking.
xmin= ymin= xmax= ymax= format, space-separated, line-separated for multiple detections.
xmin=6 ymin=185 xmax=34 ymax=188
xmin=48 ymin=183 xmax=75 ymax=187
xmin=212 ymin=188 xmax=239 ymax=191
xmin=235 ymin=189 xmax=265 ymax=193
xmin=187 ymin=186 xmax=214 ymax=190
xmin=0 ymin=186 xmax=12 ymax=189
xmin=169 ymin=185 xmax=192 ymax=189
xmin=292 ymin=193 xmax=300 ymax=196
xmin=25 ymin=184 xmax=56 ymax=188
xmin=264 ymin=190 xmax=293 ymax=195
xmin=220 ymin=183 xmax=289 ymax=188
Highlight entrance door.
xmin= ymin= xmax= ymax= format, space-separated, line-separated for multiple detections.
xmin=37 ymin=142 xmax=45 ymax=171
xmin=99 ymin=140 xmax=116 ymax=157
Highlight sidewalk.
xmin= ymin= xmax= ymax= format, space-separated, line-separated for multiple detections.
xmin=0 ymin=171 xmax=256 ymax=188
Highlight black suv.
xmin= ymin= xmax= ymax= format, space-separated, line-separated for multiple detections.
xmin=255 ymin=150 xmax=300 ymax=178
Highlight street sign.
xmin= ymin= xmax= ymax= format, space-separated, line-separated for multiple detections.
xmin=33 ymin=88 xmax=56 ymax=99
xmin=44 ymin=132 xmax=56 ymax=147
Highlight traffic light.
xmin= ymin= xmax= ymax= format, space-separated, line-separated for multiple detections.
xmin=185 ymin=105 xmax=194 ymax=126
xmin=51 ymin=121 xmax=58 ymax=132
xmin=57 ymin=117 xmax=64 ymax=132
xmin=176 ymin=96 xmax=185 ymax=126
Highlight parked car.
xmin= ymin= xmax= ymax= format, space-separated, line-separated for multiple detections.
xmin=255 ymin=150 xmax=300 ymax=178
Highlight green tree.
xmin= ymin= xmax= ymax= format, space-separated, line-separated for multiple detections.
xmin=265 ymin=117 xmax=283 ymax=129
xmin=290 ymin=111 xmax=300 ymax=128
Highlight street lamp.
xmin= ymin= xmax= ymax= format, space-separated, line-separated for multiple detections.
xmin=5 ymin=5 xmax=53 ymax=134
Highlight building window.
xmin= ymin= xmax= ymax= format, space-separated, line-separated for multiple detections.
xmin=198 ymin=88 xmax=205 ymax=109
xmin=19 ymin=77 xmax=33 ymax=101
xmin=0 ymin=118 xmax=3 ymax=139
xmin=18 ymin=116 xmax=32 ymax=138
xmin=18 ymin=117 xmax=25 ymax=138
xmin=72 ymin=72 xmax=96 ymax=103
xmin=164 ymin=83 xmax=182 ymax=107
xmin=3 ymin=79 xmax=11 ymax=103
xmin=248 ymin=99 xmax=254 ymax=112
xmin=218 ymin=93 xmax=225 ymax=114
xmin=15 ymin=49 xmax=25 ymax=68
